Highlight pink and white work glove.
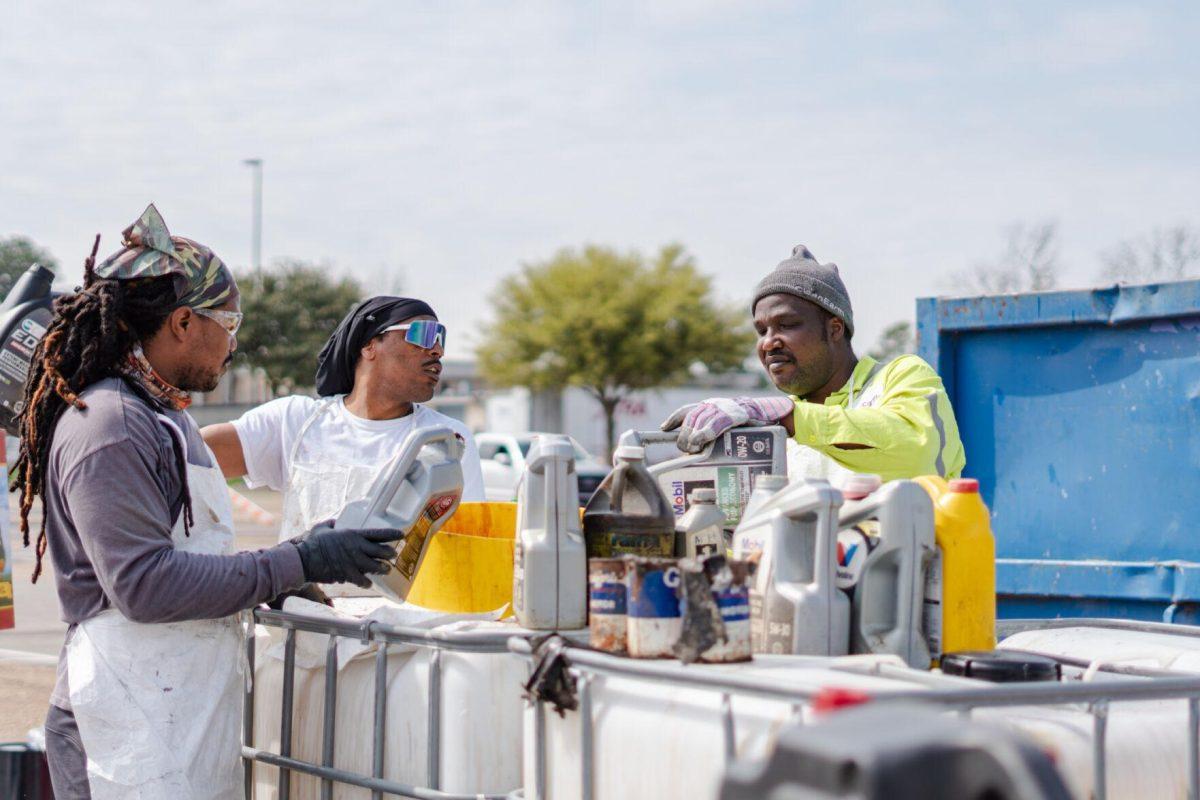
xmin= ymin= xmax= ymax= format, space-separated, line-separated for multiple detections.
xmin=660 ymin=396 xmax=794 ymax=454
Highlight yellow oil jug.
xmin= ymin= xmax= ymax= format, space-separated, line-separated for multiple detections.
xmin=914 ymin=476 xmax=996 ymax=661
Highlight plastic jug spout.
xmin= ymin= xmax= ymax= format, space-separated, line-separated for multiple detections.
xmin=0 ymin=263 xmax=55 ymax=312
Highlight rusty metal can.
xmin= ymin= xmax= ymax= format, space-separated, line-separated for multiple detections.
xmin=588 ymin=558 xmax=628 ymax=654
xmin=701 ymin=559 xmax=754 ymax=663
xmin=626 ymin=557 xmax=682 ymax=658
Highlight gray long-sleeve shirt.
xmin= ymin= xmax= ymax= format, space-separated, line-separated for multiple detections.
xmin=45 ymin=377 xmax=305 ymax=709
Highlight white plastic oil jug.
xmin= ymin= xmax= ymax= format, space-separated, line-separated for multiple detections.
xmin=837 ymin=480 xmax=936 ymax=669
xmin=513 ymin=434 xmax=587 ymax=630
xmin=739 ymin=479 xmax=849 ymax=656
xmin=674 ymin=488 xmax=726 ymax=559
xmin=732 ymin=473 xmax=789 ymax=560
xmin=335 ymin=425 xmax=465 ymax=603
xmin=617 ymin=427 xmax=787 ymax=528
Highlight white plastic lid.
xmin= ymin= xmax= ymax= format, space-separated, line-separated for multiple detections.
xmin=614 ymin=445 xmax=646 ymax=462
xmin=841 ymin=473 xmax=882 ymax=500
xmin=689 ymin=488 xmax=717 ymax=504
xmin=755 ymin=474 xmax=788 ymax=491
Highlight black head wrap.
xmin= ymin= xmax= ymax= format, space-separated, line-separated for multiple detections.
xmin=315 ymin=296 xmax=438 ymax=396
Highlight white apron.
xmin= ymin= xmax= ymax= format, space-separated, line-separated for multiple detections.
xmin=67 ymin=417 xmax=244 ymax=799
xmin=279 ymin=398 xmax=381 ymax=542
xmin=787 ymin=362 xmax=886 ymax=487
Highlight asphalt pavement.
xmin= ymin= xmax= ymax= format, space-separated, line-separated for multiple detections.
xmin=0 ymin=485 xmax=284 ymax=740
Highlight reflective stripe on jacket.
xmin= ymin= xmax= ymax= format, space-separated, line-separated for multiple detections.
xmin=790 ymin=354 xmax=966 ymax=482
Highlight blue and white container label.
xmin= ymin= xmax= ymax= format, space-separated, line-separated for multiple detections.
xmin=628 ymin=565 xmax=681 ymax=619
xmin=589 ymin=583 xmax=627 ymax=615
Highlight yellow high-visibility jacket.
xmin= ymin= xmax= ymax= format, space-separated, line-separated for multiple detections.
xmin=790 ymin=354 xmax=966 ymax=482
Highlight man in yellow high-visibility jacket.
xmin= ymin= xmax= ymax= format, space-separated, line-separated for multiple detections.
xmin=662 ymin=244 xmax=965 ymax=483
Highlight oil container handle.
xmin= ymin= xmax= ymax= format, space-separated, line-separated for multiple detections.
xmin=619 ymin=430 xmax=681 ymax=448
xmin=359 ymin=425 xmax=462 ymax=522
xmin=527 ymin=436 xmax=575 ymax=539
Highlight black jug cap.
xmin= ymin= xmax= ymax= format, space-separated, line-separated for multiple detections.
xmin=940 ymin=649 xmax=1062 ymax=683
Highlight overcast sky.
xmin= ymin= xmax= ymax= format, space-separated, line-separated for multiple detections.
xmin=2 ymin=1 xmax=1197 ymax=358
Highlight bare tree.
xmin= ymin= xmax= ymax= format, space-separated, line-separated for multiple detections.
xmin=948 ymin=221 xmax=1060 ymax=295
xmin=1099 ymin=225 xmax=1200 ymax=284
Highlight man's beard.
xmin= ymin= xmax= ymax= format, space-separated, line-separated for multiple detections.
xmin=176 ymin=355 xmax=232 ymax=393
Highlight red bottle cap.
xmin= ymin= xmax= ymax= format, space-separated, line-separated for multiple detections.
xmin=811 ymin=686 xmax=872 ymax=715
xmin=949 ymin=478 xmax=980 ymax=493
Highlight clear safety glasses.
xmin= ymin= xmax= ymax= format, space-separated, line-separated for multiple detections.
xmin=194 ymin=307 xmax=244 ymax=338
xmin=383 ymin=319 xmax=447 ymax=351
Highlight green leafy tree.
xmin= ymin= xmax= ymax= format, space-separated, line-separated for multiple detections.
xmin=236 ymin=260 xmax=364 ymax=394
xmin=478 ymin=244 xmax=755 ymax=456
xmin=0 ymin=236 xmax=58 ymax=294
xmin=868 ymin=320 xmax=915 ymax=363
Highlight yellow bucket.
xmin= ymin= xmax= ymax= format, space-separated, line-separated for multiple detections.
xmin=406 ymin=502 xmax=517 ymax=616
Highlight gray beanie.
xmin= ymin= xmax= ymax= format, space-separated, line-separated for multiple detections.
xmin=751 ymin=245 xmax=854 ymax=337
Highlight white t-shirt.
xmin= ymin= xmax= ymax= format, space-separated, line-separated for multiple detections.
xmin=231 ymin=395 xmax=485 ymax=502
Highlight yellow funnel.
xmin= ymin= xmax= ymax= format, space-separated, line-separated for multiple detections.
xmin=406 ymin=502 xmax=517 ymax=616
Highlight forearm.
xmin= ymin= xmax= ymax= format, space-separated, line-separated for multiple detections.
xmin=107 ymin=543 xmax=305 ymax=623
xmin=201 ymin=422 xmax=249 ymax=478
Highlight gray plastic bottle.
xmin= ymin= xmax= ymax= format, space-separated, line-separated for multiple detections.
xmin=335 ymin=425 xmax=465 ymax=603
xmin=617 ymin=427 xmax=787 ymax=527
xmin=674 ymin=488 xmax=726 ymax=559
xmin=743 ymin=480 xmax=849 ymax=656
xmin=513 ymin=435 xmax=587 ymax=630
xmin=838 ymin=480 xmax=936 ymax=668
xmin=731 ymin=473 xmax=789 ymax=560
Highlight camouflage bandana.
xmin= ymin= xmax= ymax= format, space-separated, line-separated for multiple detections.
xmin=93 ymin=204 xmax=237 ymax=310
xmin=119 ymin=343 xmax=192 ymax=411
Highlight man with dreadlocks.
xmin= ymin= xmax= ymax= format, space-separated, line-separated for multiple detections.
xmin=19 ymin=205 xmax=404 ymax=800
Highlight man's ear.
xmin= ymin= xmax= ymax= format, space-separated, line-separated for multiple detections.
xmin=827 ymin=314 xmax=845 ymax=343
xmin=359 ymin=337 xmax=378 ymax=362
xmin=164 ymin=306 xmax=193 ymax=343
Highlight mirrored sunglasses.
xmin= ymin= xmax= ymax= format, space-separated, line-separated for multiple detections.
xmin=194 ymin=307 xmax=244 ymax=337
xmin=383 ymin=319 xmax=446 ymax=350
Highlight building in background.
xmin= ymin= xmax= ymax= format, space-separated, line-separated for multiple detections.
xmin=484 ymin=369 xmax=768 ymax=457
xmin=188 ymin=358 xmax=764 ymax=458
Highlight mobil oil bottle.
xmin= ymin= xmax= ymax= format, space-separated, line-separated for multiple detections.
xmin=0 ymin=263 xmax=59 ymax=435
xmin=335 ymin=426 xmax=465 ymax=603
xmin=733 ymin=479 xmax=848 ymax=655
xmin=616 ymin=427 xmax=787 ymax=529
xmin=512 ymin=434 xmax=587 ymax=630
xmin=731 ymin=473 xmax=788 ymax=561
xmin=583 ymin=445 xmax=675 ymax=558
xmin=674 ymin=488 xmax=726 ymax=559
xmin=837 ymin=480 xmax=936 ymax=669
xmin=914 ymin=476 xmax=996 ymax=659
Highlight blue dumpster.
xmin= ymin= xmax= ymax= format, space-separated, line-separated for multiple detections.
xmin=917 ymin=280 xmax=1200 ymax=622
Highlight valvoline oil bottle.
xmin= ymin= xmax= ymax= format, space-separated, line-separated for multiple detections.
xmin=914 ymin=476 xmax=996 ymax=660
xmin=583 ymin=445 xmax=676 ymax=558
xmin=0 ymin=263 xmax=58 ymax=435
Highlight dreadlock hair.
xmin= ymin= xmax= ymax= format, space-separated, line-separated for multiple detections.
xmin=13 ymin=236 xmax=194 ymax=582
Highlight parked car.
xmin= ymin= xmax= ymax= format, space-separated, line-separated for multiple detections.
xmin=475 ymin=432 xmax=609 ymax=503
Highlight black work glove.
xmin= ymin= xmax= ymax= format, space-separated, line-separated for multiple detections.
xmin=291 ymin=522 xmax=401 ymax=588
xmin=267 ymin=582 xmax=332 ymax=610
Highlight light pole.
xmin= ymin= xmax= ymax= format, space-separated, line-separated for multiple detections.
xmin=243 ymin=158 xmax=263 ymax=271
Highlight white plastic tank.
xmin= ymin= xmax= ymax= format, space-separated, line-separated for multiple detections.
xmin=513 ymin=434 xmax=587 ymax=630
xmin=250 ymin=603 xmax=526 ymax=799
xmin=524 ymin=655 xmax=914 ymax=800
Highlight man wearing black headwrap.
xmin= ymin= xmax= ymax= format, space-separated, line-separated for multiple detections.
xmin=203 ymin=296 xmax=485 ymax=558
